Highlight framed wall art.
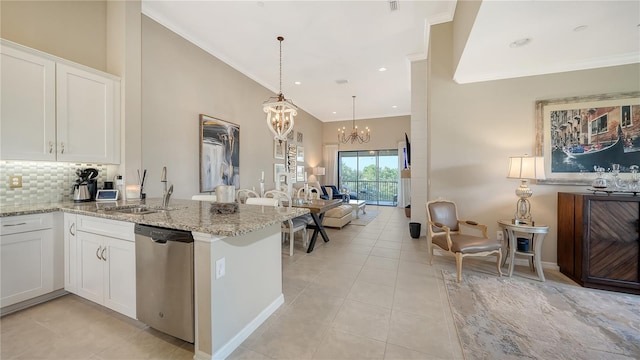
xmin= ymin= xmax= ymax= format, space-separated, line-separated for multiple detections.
xmin=535 ymin=92 xmax=640 ymax=184
xmin=274 ymin=163 xmax=285 ymax=183
xmin=274 ymin=140 xmax=286 ymax=159
xmin=296 ymin=165 xmax=305 ymax=182
xmin=199 ymin=114 xmax=240 ymax=192
xmin=296 ymin=146 xmax=304 ymax=162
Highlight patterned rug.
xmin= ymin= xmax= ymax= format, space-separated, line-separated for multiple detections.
xmin=442 ymin=270 xmax=640 ymax=360
xmin=349 ymin=210 xmax=378 ymax=226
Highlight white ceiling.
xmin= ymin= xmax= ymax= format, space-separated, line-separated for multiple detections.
xmin=141 ymin=1 xmax=640 ymax=123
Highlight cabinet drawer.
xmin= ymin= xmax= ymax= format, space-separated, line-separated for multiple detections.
xmin=77 ymin=215 xmax=134 ymax=241
xmin=0 ymin=213 xmax=54 ymax=235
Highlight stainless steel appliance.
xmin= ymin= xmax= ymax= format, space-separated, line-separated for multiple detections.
xmin=134 ymin=224 xmax=194 ymax=343
xmin=72 ymin=168 xmax=99 ymax=202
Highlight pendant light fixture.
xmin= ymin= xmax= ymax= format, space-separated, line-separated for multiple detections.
xmin=338 ymin=96 xmax=370 ymax=144
xmin=263 ymin=36 xmax=297 ymax=141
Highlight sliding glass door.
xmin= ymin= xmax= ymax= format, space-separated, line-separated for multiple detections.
xmin=338 ymin=150 xmax=398 ymax=206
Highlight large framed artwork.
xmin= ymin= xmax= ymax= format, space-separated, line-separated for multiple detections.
xmin=535 ymin=92 xmax=640 ymax=184
xmin=199 ymin=114 xmax=240 ymax=192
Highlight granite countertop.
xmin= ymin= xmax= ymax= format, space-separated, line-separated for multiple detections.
xmin=0 ymin=198 xmax=309 ymax=237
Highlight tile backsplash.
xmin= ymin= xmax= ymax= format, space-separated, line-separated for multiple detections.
xmin=0 ymin=161 xmax=110 ymax=205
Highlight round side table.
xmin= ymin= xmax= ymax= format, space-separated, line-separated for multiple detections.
xmin=497 ymin=220 xmax=549 ymax=282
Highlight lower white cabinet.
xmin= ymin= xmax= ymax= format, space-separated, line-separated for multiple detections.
xmin=68 ymin=215 xmax=136 ymax=319
xmin=0 ymin=213 xmax=63 ymax=308
xmin=63 ymin=213 xmax=77 ymax=293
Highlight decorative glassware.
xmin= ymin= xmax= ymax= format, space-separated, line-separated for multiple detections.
xmin=611 ymin=164 xmax=627 ymax=190
xmin=629 ymin=165 xmax=639 ymax=191
xmin=592 ymin=166 xmax=608 ymax=189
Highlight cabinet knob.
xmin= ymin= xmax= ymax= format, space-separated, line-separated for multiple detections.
xmin=96 ymin=245 xmax=102 ymax=260
xmin=49 ymin=141 xmax=54 ymax=153
xmin=101 ymin=247 xmax=107 ymax=261
xmin=60 ymin=142 xmax=65 ymax=154
xmin=69 ymin=223 xmax=76 ymax=236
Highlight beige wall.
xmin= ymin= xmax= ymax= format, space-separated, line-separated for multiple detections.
xmin=141 ymin=16 xmax=323 ymax=200
xmin=1 ymin=0 xmax=107 ymax=72
xmin=322 ymin=115 xmax=410 ymax=153
xmin=428 ymin=22 xmax=640 ymax=264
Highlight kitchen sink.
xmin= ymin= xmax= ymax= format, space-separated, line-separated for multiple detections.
xmin=115 ymin=206 xmax=158 ymax=215
xmin=105 ymin=205 xmax=164 ymax=215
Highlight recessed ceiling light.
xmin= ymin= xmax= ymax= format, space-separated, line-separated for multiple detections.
xmin=332 ymin=111 xmax=337 ymax=114
xmin=378 ymin=67 xmax=387 ymax=72
xmin=294 ymin=81 xmax=301 ymax=85
xmin=573 ymin=25 xmax=588 ymax=32
xmin=509 ymin=38 xmax=531 ymax=48
xmin=392 ymin=105 xmax=398 ymax=108
xmin=335 ymin=79 xmax=348 ymax=85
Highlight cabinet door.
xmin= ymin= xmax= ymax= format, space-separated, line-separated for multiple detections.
xmin=586 ymin=199 xmax=640 ymax=287
xmin=0 ymin=229 xmax=54 ymax=307
xmin=0 ymin=44 xmax=56 ymax=161
xmin=103 ymin=237 xmax=136 ymax=319
xmin=56 ymin=63 xmax=120 ymax=163
xmin=76 ymin=231 xmax=105 ymax=305
xmin=63 ymin=213 xmax=77 ymax=293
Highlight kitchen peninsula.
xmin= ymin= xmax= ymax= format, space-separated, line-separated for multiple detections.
xmin=0 ymin=198 xmax=309 ymax=360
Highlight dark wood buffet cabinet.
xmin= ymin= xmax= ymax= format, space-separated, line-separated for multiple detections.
xmin=558 ymin=192 xmax=640 ymax=295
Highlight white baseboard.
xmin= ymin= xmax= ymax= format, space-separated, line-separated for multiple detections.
xmin=0 ymin=289 xmax=67 ymax=316
xmin=194 ymin=294 xmax=285 ymax=360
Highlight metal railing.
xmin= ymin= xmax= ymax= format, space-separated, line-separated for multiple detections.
xmin=340 ymin=180 xmax=398 ymax=206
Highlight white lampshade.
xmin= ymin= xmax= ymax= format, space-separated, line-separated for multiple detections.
xmin=507 ymin=156 xmax=545 ymax=180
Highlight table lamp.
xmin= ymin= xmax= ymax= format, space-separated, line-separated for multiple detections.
xmin=313 ymin=166 xmax=325 ymax=184
xmin=507 ymin=155 xmax=545 ymax=225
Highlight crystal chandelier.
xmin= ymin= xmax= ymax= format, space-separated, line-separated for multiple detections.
xmin=263 ymin=36 xmax=297 ymax=141
xmin=338 ymin=96 xmax=370 ymax=144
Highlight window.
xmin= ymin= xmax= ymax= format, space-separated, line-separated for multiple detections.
xmin=338 ymin=149 xmax=398 ymax=206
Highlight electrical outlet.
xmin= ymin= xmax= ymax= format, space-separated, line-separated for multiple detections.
xmin=9 ymin=175 xmax=22 ymax=189
xmin=215 ymin=257 xmax=226 ymax=279
xmin=496 ymin=230 xmax=504 ymax=241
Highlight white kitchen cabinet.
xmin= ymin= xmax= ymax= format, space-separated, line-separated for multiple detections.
xmin=0 ymin=213 xmax=62 ymax=308
xmin=0 ymin=39 xmax=121 ymax=164
xmin=63 ymin=213 xmax=77 ymax=293
xmin=75 ymin=215 xmax=136 ymax=319
xmin=0 ymin=43 xmax=56 ymax=161
xmin=56 ymin=63 xmax=120 ymax=163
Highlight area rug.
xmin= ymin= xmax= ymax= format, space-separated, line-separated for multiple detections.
xmin=349 ymin=210 xmax=378 ymax=226
xmin=442 ymin=270 xmax=640 ymax=360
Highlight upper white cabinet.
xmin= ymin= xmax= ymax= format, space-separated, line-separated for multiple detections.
xmin=0 ymin=44 xmax=56 ymax=161
xmin=1 ymin=40 xmax=121 ymax=164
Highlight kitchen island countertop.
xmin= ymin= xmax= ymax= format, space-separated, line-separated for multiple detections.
xmin=0 ymin=198 xmax=309 ymax=237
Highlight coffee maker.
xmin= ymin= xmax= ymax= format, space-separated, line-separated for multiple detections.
xmin=73 ymin=168 xmax=99 ymax=202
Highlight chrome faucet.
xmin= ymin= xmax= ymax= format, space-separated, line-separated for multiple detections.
xmin=161 ymin=167 xmax=172 ymax=208
xmin=163 ymin=184 xmax=173 ymax=208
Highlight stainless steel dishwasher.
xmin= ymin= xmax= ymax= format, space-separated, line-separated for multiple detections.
xmin=135 ymin=224 xmax=194 ymax=343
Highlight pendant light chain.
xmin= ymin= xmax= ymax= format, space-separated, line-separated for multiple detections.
xmin=278 ymin=36 xmax=283 ymax=96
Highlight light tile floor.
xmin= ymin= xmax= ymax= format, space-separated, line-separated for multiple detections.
xmin=0 ymin=206 xmax=575 ymax=360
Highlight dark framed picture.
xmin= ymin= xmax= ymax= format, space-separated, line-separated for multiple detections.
xmin=535 ymin=92 xmax=640 ymax=184
xmin=199 ymin=114 xmax=240 ymax=192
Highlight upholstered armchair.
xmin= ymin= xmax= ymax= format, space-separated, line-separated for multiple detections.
xmin=426 ymin=199 xmax=502 ymax=282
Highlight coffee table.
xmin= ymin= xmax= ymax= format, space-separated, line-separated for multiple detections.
xmin=348 ymin=200 xmax=366 ymax=218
